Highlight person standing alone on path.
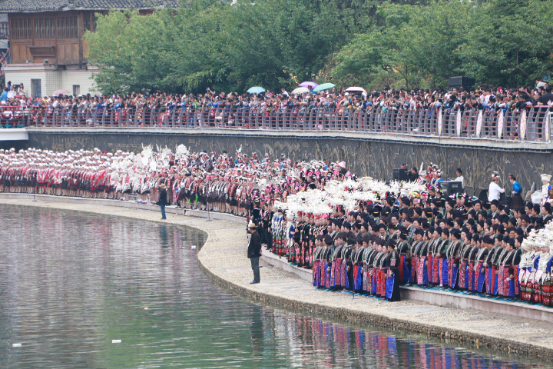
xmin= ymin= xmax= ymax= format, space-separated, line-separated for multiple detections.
xmin=158 ymin=183 xmax=168 ymax=220
xmin=247 ymin=221 xmax=262 ymax=284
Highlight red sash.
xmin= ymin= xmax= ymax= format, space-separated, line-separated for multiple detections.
xmin=431 ymin=256 xmax=440 ymax=284
xmin=427 ymin=254 xmax=433 ymax=283
xmin=399 ymin=254 xmax=406 ymax=282
xmin=514 ymin=265 xmax=520 ymax=296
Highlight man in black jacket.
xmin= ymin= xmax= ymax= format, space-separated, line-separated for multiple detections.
xmin=158 ymin=183 xmax=168 ymax=220
xmin=247 ymin=221 xmax=262 ymax=284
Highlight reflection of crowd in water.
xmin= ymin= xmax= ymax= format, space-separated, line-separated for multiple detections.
xmin=263 ymin=312 xmax=535 ymax=369
xmin=2 ymin=145 xmax=553 ymax=305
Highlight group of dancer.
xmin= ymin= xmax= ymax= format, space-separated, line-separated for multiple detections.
xmin=256 ymin=167 xmax=553 ymax=303
xmin=1 ymin=145 xmax=553 ymax=304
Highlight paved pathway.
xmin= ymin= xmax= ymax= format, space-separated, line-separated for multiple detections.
xmin=2 ymin=195 xmax=553 ymax=357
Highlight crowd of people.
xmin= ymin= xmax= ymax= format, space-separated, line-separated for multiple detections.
xmin=1 ymin=81 xmax=553 ymax=129
xmin=1 ymin=145 xmax=553 ymax=305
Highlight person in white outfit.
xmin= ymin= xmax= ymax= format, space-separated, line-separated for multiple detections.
xmin=488 ymin=172 xmax=504 ymax=201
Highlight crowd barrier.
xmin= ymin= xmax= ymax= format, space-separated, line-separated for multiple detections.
xmin=5 ymin=105 xmax=553 ymax=142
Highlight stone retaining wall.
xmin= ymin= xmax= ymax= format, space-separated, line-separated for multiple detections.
xmin=15 ymin=128 xmax=553 ymax=194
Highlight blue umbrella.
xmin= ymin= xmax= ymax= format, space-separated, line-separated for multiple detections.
xmin=247 ymin=86 xmax=266 ymax=94
xmin=312 ymin=83 xmax=335 ymax=92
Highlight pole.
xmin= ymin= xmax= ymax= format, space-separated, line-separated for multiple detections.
xmin=206 ymin=200 xmax=211 ymax=221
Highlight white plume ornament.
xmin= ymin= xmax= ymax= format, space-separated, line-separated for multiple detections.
xmin=176 ymin=144 xmax=189 ymax=155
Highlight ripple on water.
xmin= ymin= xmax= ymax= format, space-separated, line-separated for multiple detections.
xmin=0 ymin=205 xmax=547 ymax=369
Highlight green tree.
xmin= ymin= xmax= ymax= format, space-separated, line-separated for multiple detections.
xmin=331 ymin=0 xmax=553 ymax=90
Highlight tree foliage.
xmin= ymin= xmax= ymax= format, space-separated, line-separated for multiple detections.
xmin=331 ymin=0 xmax=553 ymax=90
xmin=85 ymin=0 xmax=362 ymax=94
xmin=85 ymin=0 xmax=553 ymax=94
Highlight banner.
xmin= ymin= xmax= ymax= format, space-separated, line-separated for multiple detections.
xmin=475 ymin=110 xmax=483 ymax=138
xmin=437 ymin=108 xmax=443 ymax=136
xmin=546 ymin=113 xmax=551 ymax=142
xmin=520 ymin=110 xmax=527 ymax=141
xmin=497 ymin=110 xmax=504 ymax=139
xmin=456 ymin=110 xmax=462 ymax=137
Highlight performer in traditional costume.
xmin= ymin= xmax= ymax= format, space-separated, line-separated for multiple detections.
xmin=384 ymin=239 xmax=401 ymax=301
xmin=447 ymin=230 xmax=463 ymax=289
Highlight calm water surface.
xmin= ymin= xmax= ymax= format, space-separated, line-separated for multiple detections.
xmin=0 ymin=205 xmax=547 ymax=368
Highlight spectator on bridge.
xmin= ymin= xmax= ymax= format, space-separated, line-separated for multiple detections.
xmin=537 ymin=86 xmax=553 ymax=106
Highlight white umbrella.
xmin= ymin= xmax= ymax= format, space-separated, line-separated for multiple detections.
xmin=291 ymin=87 xmax=310 ymax=95
xmin=345 ymin=87 xmax=367 ymax=93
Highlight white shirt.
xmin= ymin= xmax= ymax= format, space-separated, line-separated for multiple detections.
xmin=488 ymin=181 xmax=505 ymax=201
xmin=454 ymin=175 xmax=464 ymax=188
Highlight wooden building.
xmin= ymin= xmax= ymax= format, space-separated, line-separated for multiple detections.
xmin=1 ymin=0 xmax=176 ymax=67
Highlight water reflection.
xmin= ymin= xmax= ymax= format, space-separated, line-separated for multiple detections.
xmin=0 ymin=205 xmax=545 ymax=369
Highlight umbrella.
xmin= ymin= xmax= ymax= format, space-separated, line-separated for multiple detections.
xmin=52 ymin=89 xmax=71 ymax=96
xmin=247 ymin=86 xmax=266 ymax=94
xmin=291 ymin=87 xmax=310 ymax=95
xmin=345 ymin=86 xmax=367 ymax=93
xmin=299 ymin=81 xmax=318 ymax=89
xmin=312 ymin=83 xmax=335 ymax=92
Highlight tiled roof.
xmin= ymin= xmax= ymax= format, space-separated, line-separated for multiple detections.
xmin=0 ymin=0 xmax=178 ymax=13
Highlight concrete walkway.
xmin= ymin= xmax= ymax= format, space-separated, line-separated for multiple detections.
xmin=2 ymin=194 xmax=553 ymax=358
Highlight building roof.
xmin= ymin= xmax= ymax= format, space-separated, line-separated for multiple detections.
xmin=0 ymin=0 xmax=178 ymax=13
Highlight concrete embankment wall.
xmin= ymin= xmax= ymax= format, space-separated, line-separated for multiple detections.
xmin=8 ymin=128 xmax=553 ymax=194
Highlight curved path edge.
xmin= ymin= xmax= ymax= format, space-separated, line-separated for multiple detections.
xmin=1 ymin=193 xmax=552 ymax=358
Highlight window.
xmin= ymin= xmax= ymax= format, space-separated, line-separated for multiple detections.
xmin=31 ymin=79 xmax=42 ymax=98
xmin=0 ymin=22 xmax=9 ymax=39
xmin=84 ymin=13 xmax=97 ymax=32
xmin=10 ymin=18 xmax=31 ymax=40
xmin=73 ymin=85 xmax=80 ymax=96
xmin=34 ymin=17 xmax=55 ymax=39
xmin=58 ymin=16 xmax=78 ymax=39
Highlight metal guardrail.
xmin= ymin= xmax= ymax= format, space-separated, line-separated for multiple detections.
xmin=5 ymin=105 xmax=552 ymax=142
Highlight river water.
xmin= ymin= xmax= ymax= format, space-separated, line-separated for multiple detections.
xmin=0 ymin=205 xmax=546 ymax=368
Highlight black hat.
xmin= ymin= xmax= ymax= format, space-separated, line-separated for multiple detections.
xmin=343 ymin=222 xmax=352 ymax=230
xmin=362 ymin=234 xmax=371 ymax=244
xmin=424 ymin=208 xmax=433 ymax=217
xmin=491 ymin=199 xmax=499 ymax=206
xmin=451 ymin=230 xmax=461 ymax=239
xmin=433 ymin=198 xmax=444 ymax=207
xmin=414 ymin=229 xmax=424 ymax=236
xmin=324 ymin=235 xmax=333 ymax=245
xmin=386 ymin=239 xmax=397 ymax=248
xmin=401 ymin=197 xmax=410 ymax=206
xmin=399 ymin=233 xmax=408 ymax=240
